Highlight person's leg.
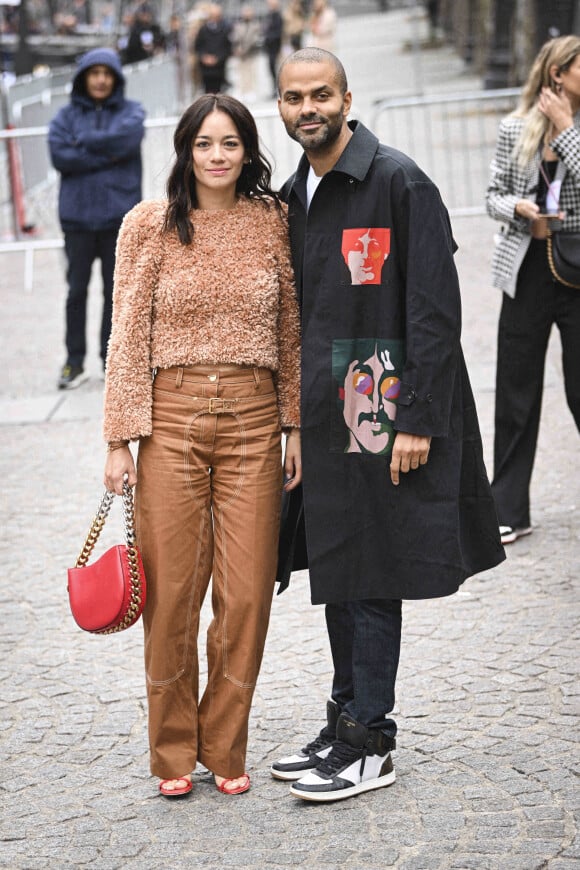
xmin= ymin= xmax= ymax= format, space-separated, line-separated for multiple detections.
xmin=345 ymin=598 xmax=401 ymax=738
xmin=63 ymin=230 xmax=96 ymax=367
xmin=555 ymin=284 xmax=580 ymax=432
xmin=492 ymin=241 xmax=554 ymax=530
xmin=197 ymin=366 xmax=282 ymax=783
xmin=97 ymin=227 xmax=120 ymax=368
xmin=289 ymin=598 xmax=400 ymax=800
xmin=136 ymin=369 xmax=213 ymax=782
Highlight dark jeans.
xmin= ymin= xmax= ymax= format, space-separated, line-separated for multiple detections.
xmin=492 ymin=239 xmax=580 ymax=528
xmin=326 ymin=598 xmax=402 ymax=739
xmin=63 ymin=228 xmax=119 ymax=367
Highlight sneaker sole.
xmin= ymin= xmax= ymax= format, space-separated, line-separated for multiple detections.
xmin=271 ymin=765 xmax=315 ymax=782
xmin=58 ymin=374 xmax=90 ymax=390
xmin=500 ymin=526 xmax=532 ymax=545
xmin=290 ymin=769 xmax=396 ymax=802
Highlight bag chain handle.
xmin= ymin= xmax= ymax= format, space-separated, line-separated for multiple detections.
xmin=74 ymin=482 xmax=144 ymax=634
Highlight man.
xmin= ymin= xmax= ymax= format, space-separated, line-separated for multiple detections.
xmin=272 ymin=48 xmax=505 ymax=802
xmin=194 ymin=3 xmax=232 ymax=94
xmin=263 ymin=0 xmax=283 ymax=99
xmin=49 ymin=48 xmax=145 ymax=389
xmin=123 ymin=3 xmax=165 ymax=64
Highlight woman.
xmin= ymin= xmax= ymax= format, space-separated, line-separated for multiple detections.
xmin=486 ymin=35 xmax=580 ymax=545
xmin=309 ymin=0 xmax=337 ymax=52
xmin=103 ymin=94 xmax=301 ymax=798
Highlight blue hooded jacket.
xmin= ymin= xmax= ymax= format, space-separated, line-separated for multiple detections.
xmin=48 ymin=48 xmax=145 ymax=232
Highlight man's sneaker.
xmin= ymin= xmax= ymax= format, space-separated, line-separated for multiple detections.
xmin=270 ymin=700 xmax=339 ymax=781
xmin=500 ymin=525 xmax=532 ymax=545
xmin=290 ymin=713 xmax=396 ymax=802
xmin=57 ymin=364 xmax=89 ymax=390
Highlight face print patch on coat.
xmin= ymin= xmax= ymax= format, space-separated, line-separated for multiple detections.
xmin=331 ymin=338 xmax=404 ymax=456
xmin=341 ymin=227 xmax=390 ymax=285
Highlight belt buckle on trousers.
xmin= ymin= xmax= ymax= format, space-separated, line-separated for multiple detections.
xmin=208 ymin=398 xmax=236 ymax=414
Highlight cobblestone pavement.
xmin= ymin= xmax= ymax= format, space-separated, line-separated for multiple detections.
xmin=1 ymin=9 xmax=579 ymax=870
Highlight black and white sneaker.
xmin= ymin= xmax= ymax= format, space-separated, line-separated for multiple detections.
xmin=57 ymin=363 xmax=89 ymax=390
xmin=290 ymin=713 xmax=396 ymax=802
xmin=270 ymin=700 xmax=339 ymax=781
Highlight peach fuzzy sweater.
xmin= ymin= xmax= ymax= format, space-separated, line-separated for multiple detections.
xmin=103 ymin=196 xmax=301 ymax=441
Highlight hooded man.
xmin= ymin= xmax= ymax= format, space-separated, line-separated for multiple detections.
xmin=49 ymin=47 xmax=145 ymax=389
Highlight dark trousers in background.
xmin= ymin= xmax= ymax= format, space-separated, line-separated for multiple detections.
xmin=492 ymin=238 xmax=580 ymax=529
xmin=63 ymin=227 xmax=119 ymax=368
xmin=200 ymin=62 xmax=226 ymax=93
xmin=326 ymin=597 xmax=402 ymax=739
xmin=265 ymin=39 xmax=281 ymax=90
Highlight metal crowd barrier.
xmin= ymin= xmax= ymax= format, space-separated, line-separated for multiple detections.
xmin=1 ymin=86 xmax=522 ymax=290
xmin=371 ymin=88 xmax=521 ymax=216
xmin=0 ymin=107 xmax=301 ymax=290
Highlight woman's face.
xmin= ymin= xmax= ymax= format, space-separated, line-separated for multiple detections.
xmin=559 ymin=54 xmax=580 ymax=107
xmin=191 ymin=109 xmax=247 ymax=201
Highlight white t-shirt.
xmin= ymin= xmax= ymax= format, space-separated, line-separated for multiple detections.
xmin=306 ymin=165 xmax=323 ymax=209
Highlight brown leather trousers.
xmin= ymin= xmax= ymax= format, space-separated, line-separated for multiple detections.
xmin=135 ymin=364 xmax=282 ymax=779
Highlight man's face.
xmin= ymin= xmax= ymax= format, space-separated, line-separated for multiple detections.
xmin=85 ymin=65 xmax=116 ymax=102
xmin=342 ymin=228 xmax=390 ymax=285
xmin=342 ymin=347 xmax=400 ymax=454
xmin=277 ymin=60 xmax=351 ymax=153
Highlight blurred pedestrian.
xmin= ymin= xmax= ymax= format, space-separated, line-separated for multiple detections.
xmin=283 ymin=0 xmax=306 ymax=52
xmin=186 ymin=2 xmax=210 ymax=97
xmin=194 ymin=3 xmax=232 ymax=94
xmin=231 ymin=5 xmax=261 ymax=100
xmin=486 ymin=35 xmax=580 ymax=546
xmin=103 ymin=93 xmax=301 ymax=799
xmin=123 ymin=3 xmax=165 ymax=64
xmin=272 ymin=47 xmax=504 ymax=802
xmin=263 ymin=0 xmax=283 ymax=98
xmin=48 ymin=48 xmax=145 ymax=389
xmin=309 ymin=0 xmax=336 ymax=51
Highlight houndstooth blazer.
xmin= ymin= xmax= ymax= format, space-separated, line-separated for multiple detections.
xmin=486 ymin=112 xmax=580 ymax=296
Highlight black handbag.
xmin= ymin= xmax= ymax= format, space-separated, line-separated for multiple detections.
xmin=547 ymin=231 xmax=580 ymax=289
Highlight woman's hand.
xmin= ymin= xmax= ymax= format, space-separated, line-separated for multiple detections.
xmin=283 ymin=429 xmax=302 ymax=491
xmin=538 ymin=86 xmax=574 ymax=137
xmin=104 ymin=446 xmax=137 ymax=495
xmin=515 ymin=198 xmax=541 ymax=222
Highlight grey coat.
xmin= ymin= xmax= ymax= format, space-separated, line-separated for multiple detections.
xmin=486 ymin=113 xmax=580 ymax=297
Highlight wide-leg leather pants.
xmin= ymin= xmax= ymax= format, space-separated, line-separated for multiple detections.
xmin=135 ymin=364 xmax=282 ymax=779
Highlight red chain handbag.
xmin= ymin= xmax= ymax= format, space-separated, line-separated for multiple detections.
xmin=67 ymin=482 xmax=146 ymax=634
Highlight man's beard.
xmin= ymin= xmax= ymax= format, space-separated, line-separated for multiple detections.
xmin=283 ymin=108 xmax=344 ymax=152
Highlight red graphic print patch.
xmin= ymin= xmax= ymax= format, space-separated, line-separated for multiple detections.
xmin=341 ymin=228 xmax=391 ymax=285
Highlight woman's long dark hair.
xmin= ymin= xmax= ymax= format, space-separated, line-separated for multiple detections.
xmin=164 ymin=94 xmax=281 ymax=244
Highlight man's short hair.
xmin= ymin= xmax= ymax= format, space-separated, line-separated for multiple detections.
xmin=277 ymin=48 xmax=348 ymax=96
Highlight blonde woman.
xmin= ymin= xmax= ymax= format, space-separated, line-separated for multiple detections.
xmin=486 ymin=35 xmax=580 ymax=546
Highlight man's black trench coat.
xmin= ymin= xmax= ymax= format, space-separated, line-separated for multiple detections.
xmin=277 ymin=121 xmax=505 ymax=604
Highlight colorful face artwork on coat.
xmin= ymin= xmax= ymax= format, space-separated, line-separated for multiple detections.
xmin=332 ymin=338 xmax=404 ymax=455
xmin=341 ymin=227 xmax=390 ymax=285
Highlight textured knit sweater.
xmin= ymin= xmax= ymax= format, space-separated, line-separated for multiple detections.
xmin=103 ymin=196 xmax=301 ymax=441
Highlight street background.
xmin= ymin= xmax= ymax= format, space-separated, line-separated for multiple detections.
xmin=1 ymin=7 xmax=579 ymax=869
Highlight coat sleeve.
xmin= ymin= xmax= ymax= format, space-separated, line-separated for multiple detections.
xmin=485 ymin=118 xmax=529 ymax=232
xmin=103 ymin=202 xmax=162 ymax=442
xmin=550 ymin=122 xmax=580 ymax=184
xmin=48 ymin=107 xmax=111 ymax=175
xmin=393 ymin=178 xmax=461 ymax=438
xmin=272 ymin=207 xmax=301 ymax=430
xmin=81 ymin=100 xmax=146 ymax=163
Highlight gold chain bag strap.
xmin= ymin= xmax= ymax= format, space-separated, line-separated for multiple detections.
xmin=539 ymin=159 xmax=580 ymax=290
xmin=67 ymin=482 xmax=147 ymax=634
xmin=546 ymin=230 xmax=580 ymax=289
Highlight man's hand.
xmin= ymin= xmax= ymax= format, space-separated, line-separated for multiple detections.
xmin=390 ymin=432 xmax=431 ymax=486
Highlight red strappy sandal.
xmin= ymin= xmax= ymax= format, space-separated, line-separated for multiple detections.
xmin=215 ymin=773 xmax=250 ymax=795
